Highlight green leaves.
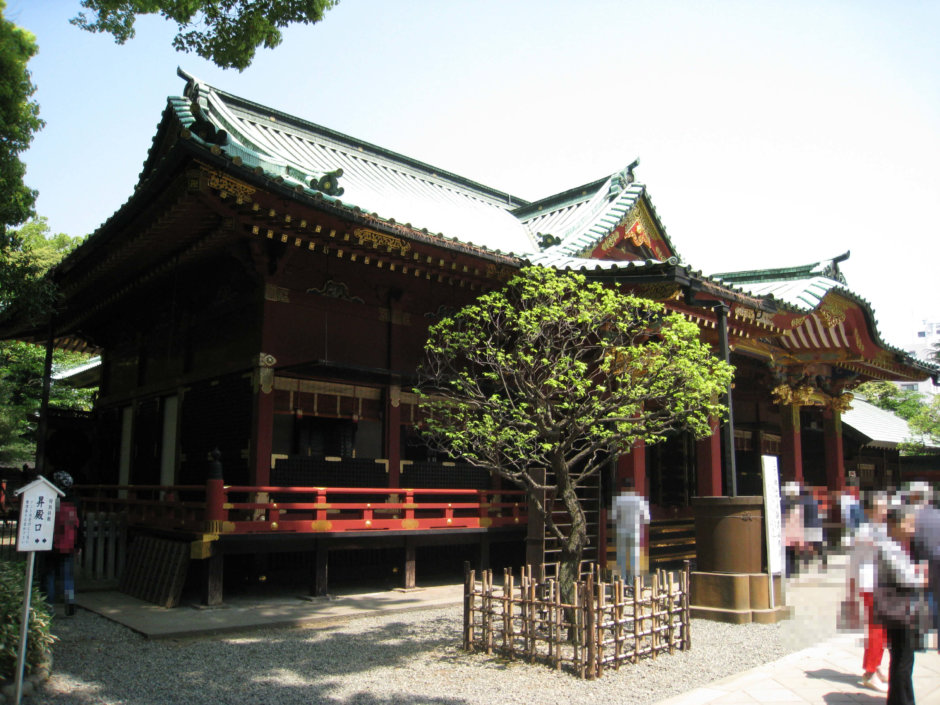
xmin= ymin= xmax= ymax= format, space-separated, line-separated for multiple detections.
xmin=0 ymin=2 xmax=42 ymax=236
xmin=0 ymin=219 xmax=85 ymax=326
xmin=0 ymin=559 xmax=56 ymax=681
xmin=72 ymin=0 xmax=339 ymax=70
xmin=0 ymin=340 xmax=96 ymax=466
xmin=416 ymin=266 xmax=734 ymax=481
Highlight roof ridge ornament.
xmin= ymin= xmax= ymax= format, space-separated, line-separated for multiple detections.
xmin=537 ymin=233 xmax=562 ymax=250
xmin=311 ymin=168 xmax=344 ymax=196
xmin=607 ymin=157 xmax=640 ymax=199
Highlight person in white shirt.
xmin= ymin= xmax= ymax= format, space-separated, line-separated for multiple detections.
xmin=610 ymin=488 xmax=650 ymax=582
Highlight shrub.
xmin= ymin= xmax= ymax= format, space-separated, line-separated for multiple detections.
xmin=0 ymin=558 xmax=55 ymax=681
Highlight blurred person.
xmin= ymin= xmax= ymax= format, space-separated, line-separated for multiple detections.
xmin=610 ymin=486 xmax=649 ymax=582
xmin=873 ymin=503 xmax=930 ymax=705
xmin=847 ymin=491 xmax=889 ymax=692
xmin=782 ymin=482 xmax=804 ymax=577
xmin=801 ymin=486 xmax=824 ymax=572
xmin=910 ymin=483 xmax=940 ymax=650
xmin=903 ymin=481 xmax=932 ymax=510
xmin=44 ymin=471 xmax=81 ymax=616
xmin=840 ymin=486 xmax=864 ymax=547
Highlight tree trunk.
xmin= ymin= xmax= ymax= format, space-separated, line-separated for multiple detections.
xmin=555 ymin=469 xmax=588 ymax=608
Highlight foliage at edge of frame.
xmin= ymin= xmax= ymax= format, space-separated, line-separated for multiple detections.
xmin=0 ymin=558 xmax=56 ymax=682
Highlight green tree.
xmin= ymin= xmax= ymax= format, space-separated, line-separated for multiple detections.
xmin=71 ymin=0 xmax=338 ymax=71
xmin=0 ymin=220 xmax=91 ymax=466
xmin=903 ymin=394 xmax=940 ymax=454
xmin=0 ymin=341 xmax=96 ymax=466
xmin=417 ymin=267 xmax=733 ymax=599
xmin=855 ymin=381 xmax=924 ymax=421
xmin=0 ymin=1 xmax=47 ymax=324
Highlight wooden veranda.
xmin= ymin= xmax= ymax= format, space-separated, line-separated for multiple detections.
xmin=73 ymin=477 xmax=528 ymax=606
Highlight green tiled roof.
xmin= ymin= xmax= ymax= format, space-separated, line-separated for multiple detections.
xmin=713 ymin=253 xmax=851 ymax=311
xmin=714 ymin=252 xmax=849 ymax=286
xmin=136 ymin=71 xmax=685 ymax=266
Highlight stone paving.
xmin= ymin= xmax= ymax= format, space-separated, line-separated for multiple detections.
xmin=655 ymin=557 xmax=940 ymax=705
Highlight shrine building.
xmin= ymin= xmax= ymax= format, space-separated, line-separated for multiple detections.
xmin=7 ymin=69 xmax=935 ymax=602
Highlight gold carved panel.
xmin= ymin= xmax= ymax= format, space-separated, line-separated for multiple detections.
xmin=354 ymin=228 xmax=410 ymax=255
xmin=203 ymin=166 xmax=256 ymax=201
xmin=818 ymin=296 xmax=848 ymax=328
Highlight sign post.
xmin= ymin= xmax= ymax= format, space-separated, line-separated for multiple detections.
xmin=13 ymin=477 xmax=63 ymax=705
xmin=761 ymin=456 xmax=784 ymax=609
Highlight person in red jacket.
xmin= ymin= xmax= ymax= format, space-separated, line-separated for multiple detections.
xmin=45 ymin=471 xmax=81 ymax=616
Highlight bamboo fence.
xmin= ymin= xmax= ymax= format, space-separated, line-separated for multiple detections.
xmin=463 ymin=562 xmax=691 ymax=679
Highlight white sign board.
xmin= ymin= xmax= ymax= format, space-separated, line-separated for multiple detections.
xmin=761 ymin=456 xmax=783 ymax=575
xmin=14 ymin=477 xmax=63 ymax=552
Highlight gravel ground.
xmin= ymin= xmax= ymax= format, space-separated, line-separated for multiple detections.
xmin=29 ymin=604 xmax=805 ymax=705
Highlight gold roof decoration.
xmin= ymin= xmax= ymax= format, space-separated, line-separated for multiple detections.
xmin=354 ymin=228 xmax=410 ymax=255
xmin=771 ymin=383 xmax=816 ymax=406
xmin=828 ymin=392 xmax=854 ymax=414
xmin=817 ymin=296 xmax=849 ymax=328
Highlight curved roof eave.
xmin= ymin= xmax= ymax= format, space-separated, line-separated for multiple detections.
xmin=714 ymin=274 xmax=939 ymax=379
xmin=173 ymin=69 xmax=539 ymax=256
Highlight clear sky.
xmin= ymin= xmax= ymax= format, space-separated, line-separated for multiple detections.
xmin=9 ymin=0 xmax=940 ymax=350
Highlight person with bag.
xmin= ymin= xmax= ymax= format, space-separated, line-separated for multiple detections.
xmin=846 ymin=491 xmax=890 ymax=692
xmin=873 ymin=503 xmax=930 ymax=705
xmin=44 ymin=471 xmax=81 ymax=617
xmin=910 ymin=484 xmax=940 ymax=651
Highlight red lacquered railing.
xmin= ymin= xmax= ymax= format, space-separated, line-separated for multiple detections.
xmin=76 ymin=483 xmax=527 ymax=535
xmin=215 ymin=485 xmax=526 ymax=533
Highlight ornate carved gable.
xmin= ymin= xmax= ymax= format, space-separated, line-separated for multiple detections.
xmin=585 ymin=198 xmax=674 ymax=263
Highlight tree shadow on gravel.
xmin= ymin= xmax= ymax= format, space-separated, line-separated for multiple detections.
xmin=36 ymin=611 xmax=476 ymax=705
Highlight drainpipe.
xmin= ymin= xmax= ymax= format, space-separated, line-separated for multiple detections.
xmin=714 ymin=303 xmax=737 ymax=497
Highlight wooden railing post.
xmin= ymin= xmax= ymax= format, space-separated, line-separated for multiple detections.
xmin=405 ymin=489 xmax=415 ymax=523
xmin=316 ymin=489 xmax=327 ymax=524
xmin=586 ymin=573 xmax=596 ymax=679
xmin=683 ymin=560 xmax=692 ymax=651
xmin=203 ymin=448 xmax=226 ymax=606
xmin=479 ymin=490 xmax=490 ymax=526
xmin=205 ymin=448 xmax=226 ymax=533
xmin=463 ymin=561 xmax=472 ymax=651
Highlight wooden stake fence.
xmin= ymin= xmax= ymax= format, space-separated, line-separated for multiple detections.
xmin=464 ymin=562 xmax=691 ymax=679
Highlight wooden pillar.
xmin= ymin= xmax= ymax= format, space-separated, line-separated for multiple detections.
xmin=314 ymin=540 xmax=329 ymax=597
xmin=384 ymin=288 xmax=404 ymax=489
xmin=823 ymin=408 xmax=846 ymax=492
xmin=35 ymin=323 xmax=55 ymax=476
xmin=403 ymin=538 xmax=416 ymax=589
xmin=714 ymin=304 xmax=737 ymax=496
xmin=478 ymin=535 xmax=491 ymax=573
xmin=202 ymin=450 xmax=226 ymax=606
xmin=696 ymin=420 xmax=723 ymax=496
xmin=779 ymin=403 xmax=803 ymax=484
xmin=202 ymin=552 xmax=223 ymax=606
xmin=250 ymin=353 xmax=277 ymax=486
xmin=617 ymin=440 xmax=647 ymax=497
xmin=386 ymin=384 xmax=402 ymax=488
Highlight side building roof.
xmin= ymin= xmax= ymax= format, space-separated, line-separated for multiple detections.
xmin=842 ymin=397 xmax=936 ymax=450
xmin=713 ymin=253 xmax=938 ymax=383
